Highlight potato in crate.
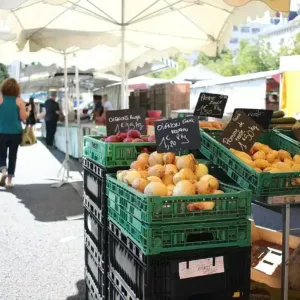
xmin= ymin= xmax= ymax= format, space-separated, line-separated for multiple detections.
xmin=200 ymin=129 xmax=300 ymax=196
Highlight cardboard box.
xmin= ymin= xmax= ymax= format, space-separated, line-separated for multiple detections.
xmin=251 ymin=221 xmax=300 ymax=299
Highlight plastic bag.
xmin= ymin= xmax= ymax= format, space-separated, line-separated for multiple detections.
xmin=21 ymin=126 xmax=37 ymax=146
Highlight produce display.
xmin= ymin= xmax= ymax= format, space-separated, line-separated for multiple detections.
xmin=102 ymin=130 xmax=155 ymax=143
xmin=269 ymin=110 xmax=297 ymax=129
xmin=116 ymin=153 xmax=225 ymax=211
xmin=231 ymin=143 xmax=300 ymax=176
xmin=199 ymin=121 xmax=228 ymax=130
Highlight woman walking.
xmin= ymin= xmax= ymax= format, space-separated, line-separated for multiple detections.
xmin=0 ymin=78 xmax=29 ymax=187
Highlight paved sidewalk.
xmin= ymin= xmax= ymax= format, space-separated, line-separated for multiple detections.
xmin=0 ymin=140 xmax=85 ymax=300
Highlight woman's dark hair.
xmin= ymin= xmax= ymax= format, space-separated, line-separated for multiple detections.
xmin=1 ymin=78 xmax=21 ymax=97
xmin=29 ymin=97 xmax=34 ymax=105
xmin=94 ymin=95 xmax=102 ymax=102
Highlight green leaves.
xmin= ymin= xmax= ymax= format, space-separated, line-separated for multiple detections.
xmin=0 ymin=63 xmax=9 ymax=84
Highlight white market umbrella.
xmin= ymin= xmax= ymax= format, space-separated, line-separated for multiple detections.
xmin=11 ymin=29 xmax=129 ymax=185
xmin=0 ymin=0 xmax=290 ymax=108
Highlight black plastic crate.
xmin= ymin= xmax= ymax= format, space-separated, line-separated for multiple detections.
xmin=83 ymin=158 xmax=124 ymax=223
xmin=84 ymin=217 xmax=107 ymax=272
xmin=85 ymin=240 xmax=107 ymax=299
xmin=108 ymin=230 xmax=250 ymax=300
xmin=85 ymin=269 xmax=102 ymax=300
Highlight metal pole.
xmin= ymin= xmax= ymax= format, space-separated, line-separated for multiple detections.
xmin=121 ymin=0 xmax=126 ymax=109
xmin=75 ymin=64 xmax=81 ymax=158
xmin=64 ymin=53 xmax=70 ymax=162
xmin=281 ymin=204 xmax=290 ymax=300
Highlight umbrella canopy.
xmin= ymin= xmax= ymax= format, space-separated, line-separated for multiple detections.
xmin=0 ymin=0 xmax=289 ymax=57
xmin=0 ymin=28 xmax=178 ymax=73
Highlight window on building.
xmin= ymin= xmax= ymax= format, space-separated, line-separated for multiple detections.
xmin=233 ymin=25 xmax=238 ymax=31
xmin=230 ymin=38 xmax=239 ymax=44
xmin=241 ymin=26 xmax=250 ymax=33
xmin=252 ymin=28 xmax=260 ymax=34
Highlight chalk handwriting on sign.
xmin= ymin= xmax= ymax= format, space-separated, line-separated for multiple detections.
xmin=233 ymin=108 xmax=273 ymax=130
xmin=106 ymin=108 xmax=147 ymax=136
xmin=155 ymin=117 xmax=201 ymax=153
xmin=220 ymin=111 xmax=263 ymax=152
xmin=194 ymin=92 xmax=228 ymax=118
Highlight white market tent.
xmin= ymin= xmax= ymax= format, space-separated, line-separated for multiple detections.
xmin=190 ymin=69 xmax=281 ymax=117
xmin=173 ymin=63 xmax=223 ymax=83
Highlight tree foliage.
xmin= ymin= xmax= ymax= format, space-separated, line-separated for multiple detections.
xmin=0 ymin=63 xmax=9 ymax=84
xmin=197 ymin=33 xmax=300 ymax=77
xmin=150 ymin=54 xmax=190 ymax=79
xmin=151 ymin=33 xmax=300 ymax=79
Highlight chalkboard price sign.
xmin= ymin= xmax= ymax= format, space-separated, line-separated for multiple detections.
xmin=194 ymin=92 xmax=228 ymax=118
xmin=155 ymin=116 xmax=201 ymax=153
xmin=106 ymin=108 xmax=147 ymax=136
xmin=233 ymin=108 xmax=273 ymax=130
xmin=220 ymin=111 xmax=263 ymax=152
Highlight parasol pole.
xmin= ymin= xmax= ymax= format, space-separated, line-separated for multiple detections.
xmin=52 ymin=51 xmax=71 ymax=188
xmin=120 ymin=0 xmax=126 ymax=109
xmin=75 ymin=64 xmax=81 ymax=158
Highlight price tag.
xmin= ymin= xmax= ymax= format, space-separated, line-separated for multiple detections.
xmin=155 ymin=116 xmax=201 ymax=153
xmin=220 ymin=111 xmax=263 ymax=152
xmin=194 ymin=92 xmax=228 ymax=118
xmin=106 ymin=108 xmax=146 ymax=136
xmin=178 ymin=256 xmax=224 ymax=279
xmin=233 ymin=108 xmax=273 ymax=130
xmin=268 ymin=195 xmax=300 ymax=205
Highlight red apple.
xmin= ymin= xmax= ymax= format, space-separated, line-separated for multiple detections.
xmin=132 ymin=138 xmax=144 ymax=142
xmin=123 ymin=138 xmax=134 ymax=143
xmin=118 ymin=132 xmax=127 ymax=141
xmin=127 ymin=130 xmax=141 ymax=139
xmin=148 ymin=135 xmax=156 ymax=142
xmin=141 ymin=136 xmax=149 ymax=142
xmin=105 ymin=135 xmax=121 ymax=143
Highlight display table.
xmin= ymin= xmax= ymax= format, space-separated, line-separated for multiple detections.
xmin=41 ymin=121 xmax=97 ymax=158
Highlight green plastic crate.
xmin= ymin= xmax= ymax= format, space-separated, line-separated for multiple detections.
xmin=83 ymin=136 xmax=156 ymax=168
xmin=106 ymin=174 xmax=252 ymax=224
xmin=95 ymin=126 xmax=107 ymax=135
xmin=200 ymin=129 xmax=300 ymax=196
xmin=108 ymin=215 xmax=250 ymax=255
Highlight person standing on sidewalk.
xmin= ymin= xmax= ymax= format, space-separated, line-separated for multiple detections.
xmin=44 ymin=92 xmax=60 ymax=148
xmin=0 ymin=78 xmax=29 ymax=187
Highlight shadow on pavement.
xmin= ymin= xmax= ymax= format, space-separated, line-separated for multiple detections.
xmin=10 ymin=183 xmax=83 ymax=222
xmin=66 ymin=280 xmax=85 ymax=300
xmin=38 ymin=137 xmax=83 ymax=174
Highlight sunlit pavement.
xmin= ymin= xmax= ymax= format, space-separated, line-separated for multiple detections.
xmin=0 ymin=138 xmax=85 ymax=300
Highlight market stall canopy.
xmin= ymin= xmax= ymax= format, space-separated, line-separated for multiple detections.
xmin=98 ymin=75 xmax=170 ymax=91
xmin=0 ymin=0 xmax=290 ymax=57
xmin=19 ymin=71 xmax=120 ymax=94
xmin=0 ymin=28 xmax=179 ymax=73
xmin=192 ymin=70 xmax=281 ymax=88
xmin=173 ymin=64 xmax=223 ymax=83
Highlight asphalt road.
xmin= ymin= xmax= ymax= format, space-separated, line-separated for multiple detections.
xmin=0 ymin=140 xmax=85 ymax=300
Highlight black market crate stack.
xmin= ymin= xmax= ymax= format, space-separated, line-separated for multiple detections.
xmin=83 ymin=136 xmax=157 ymax=299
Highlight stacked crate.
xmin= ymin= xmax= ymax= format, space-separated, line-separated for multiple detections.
xmin=83 ymin=135 xmax=157 ymax=299
xmin=83 ymin=158 xmax=111 ymax=300
xmin=106 ymin=163 xmax=252 ymax=299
